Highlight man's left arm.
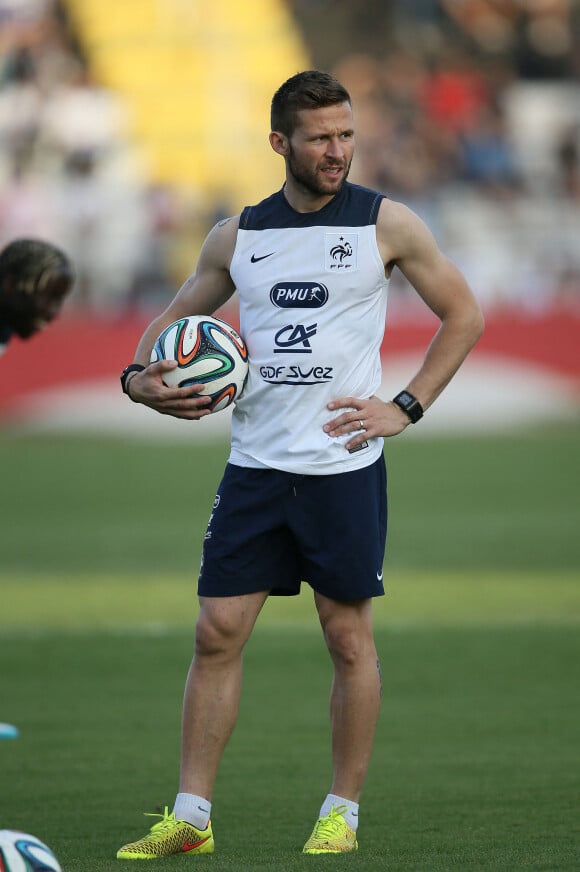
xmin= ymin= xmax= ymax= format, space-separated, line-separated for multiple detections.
xmin=324 ymin=200 xmax=484 ymax=449
xmin=393 ymin=212 xmax=485 ymax=414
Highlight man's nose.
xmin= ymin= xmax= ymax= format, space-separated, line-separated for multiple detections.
xmin=325 ymin=137 xmax=343 ymax=159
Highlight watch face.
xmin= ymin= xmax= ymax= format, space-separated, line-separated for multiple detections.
xmin=393 ymin=391 xmax=423 ymax=423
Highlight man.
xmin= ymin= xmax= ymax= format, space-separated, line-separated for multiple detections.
xmin=0 ymin=238 xmax=74 ymax=355
xmin=117 ymin=70 xmax=484 ymax=860
xmin=0 ymin=237 xmax=73 ymax=750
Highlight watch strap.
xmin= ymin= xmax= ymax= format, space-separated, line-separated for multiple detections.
xmin=392 ymin=390 xmax=424 ymax=424
xmin=120 ymin=363 xmax=145 ymax=395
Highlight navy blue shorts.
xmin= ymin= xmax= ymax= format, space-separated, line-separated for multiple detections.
xmin=198 ymin=456 xmax=387 ymax=601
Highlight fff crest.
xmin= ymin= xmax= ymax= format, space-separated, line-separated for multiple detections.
xmin=325 ymin=232 xmax=358 ymax=271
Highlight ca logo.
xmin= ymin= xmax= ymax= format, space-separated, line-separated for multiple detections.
xmin=273 ymin=323 xmax=317 ymax=354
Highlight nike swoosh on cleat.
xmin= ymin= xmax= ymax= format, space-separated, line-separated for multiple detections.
xmin=182 ymin=836 xmax=211 ymax=852
xmin=250 ymin=252 xmax=275 ymax=263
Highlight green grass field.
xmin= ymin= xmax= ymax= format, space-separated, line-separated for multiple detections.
xmin=1 ymin=424 xmax=579 ymax=870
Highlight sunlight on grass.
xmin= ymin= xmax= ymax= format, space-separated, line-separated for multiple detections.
xmin=2 ymin=570 xmax=579 ymax=631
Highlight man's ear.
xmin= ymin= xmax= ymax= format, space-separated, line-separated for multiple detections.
xmin=269 ymin=130 xmax=289 ymax=156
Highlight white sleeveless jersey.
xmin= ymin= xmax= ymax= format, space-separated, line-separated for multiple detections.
xmin=228 ymin=182 xmax=389 ymax=475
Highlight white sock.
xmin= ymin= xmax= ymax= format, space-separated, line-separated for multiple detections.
xmin=319 ymin=793 xmax=359 ymax=831
xmin=173 ymin=793 xmax=211 ymax=830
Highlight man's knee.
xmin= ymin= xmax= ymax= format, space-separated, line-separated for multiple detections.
xmin=194 ymin=607 xmax=243 ymax=658
xmin=316 ymin=596 xmax=376 ymax=667
xmin=194 ymin=594 xmax=266 ymax=658
xmin=322 ymin=614 xmax=373 ymax=667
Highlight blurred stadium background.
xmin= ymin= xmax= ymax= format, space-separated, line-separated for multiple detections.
xmin=0 ymin=0 xmax=579 ymax=431
xmin=1 ymin=5 xmax=579 ymax=869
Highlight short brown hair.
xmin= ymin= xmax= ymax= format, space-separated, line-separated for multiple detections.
xmin=271 ymin=70 xmax=351 ymax=137
xmin=0 ymin=238 xmax=72 ymax=296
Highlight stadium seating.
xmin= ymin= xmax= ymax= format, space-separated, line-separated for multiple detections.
xmin=62 ymin=0 xmax=309 ymax=209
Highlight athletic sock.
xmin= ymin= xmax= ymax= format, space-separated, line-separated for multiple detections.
xmin=319 ymin=793 xmax=359 ymax=831
xmin=173 ymin=793 xmax=212 ymax=830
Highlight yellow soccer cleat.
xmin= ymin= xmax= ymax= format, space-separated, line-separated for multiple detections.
xmin=302 ymin=804 xmax=358 ymax=854
xmin=117 ymin=807 xmax=214 ymax=860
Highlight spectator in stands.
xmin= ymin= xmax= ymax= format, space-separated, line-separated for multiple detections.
xmin=459 ymin=102 xmax=521 ymax=194
xmin=556 ymin=125 xmax=580 ymax=200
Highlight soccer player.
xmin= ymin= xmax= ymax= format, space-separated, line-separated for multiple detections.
xmin=117 ymin=70 xmax=484 ymax=859
xmin=0 ymin=238 xmax=74 ymax=356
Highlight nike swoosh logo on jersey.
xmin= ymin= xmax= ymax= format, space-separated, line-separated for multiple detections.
xmin=251 ymin=252 xmax=275 ymax=263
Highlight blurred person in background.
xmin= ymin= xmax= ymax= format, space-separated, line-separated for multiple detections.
xmin=0 ymin=4 xmax=148 ymax=312
xmin=116 ymin=69 xmax=483 ymax=860
xmin=0 ymin=237 xmax=74 ymax=355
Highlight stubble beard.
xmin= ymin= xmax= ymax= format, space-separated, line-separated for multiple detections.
xmin=287 ymin=147 xmax=351 ymax=198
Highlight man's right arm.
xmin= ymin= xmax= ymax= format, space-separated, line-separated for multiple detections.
xmin=124 ymin=216 xmax=239 ymax=420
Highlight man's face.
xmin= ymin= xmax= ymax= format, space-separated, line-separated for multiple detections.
xmin=7 ymin=269 xmax=73 ymax=338
xmin=286 ymin=102 xmax=355 ymax=198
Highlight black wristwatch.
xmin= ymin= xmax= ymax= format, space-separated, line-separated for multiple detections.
xmin=120 ymin=363 xmax=145 ymax=396
xmin=392 ymin=390 xmax=424 ymax=424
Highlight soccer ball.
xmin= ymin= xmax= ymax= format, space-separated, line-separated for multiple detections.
xmin=150 ymin=315 xmax=249 ymax=413
xmin=0 ymin=830 xmax=62 ymax=871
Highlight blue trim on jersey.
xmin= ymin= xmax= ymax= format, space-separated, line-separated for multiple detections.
xmin=239 ymin=182 xmax=384 ymax=231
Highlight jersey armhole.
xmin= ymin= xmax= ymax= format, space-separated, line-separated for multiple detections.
xmin=239 ymin=206 xmax=252 ymax=230
xmin=368 ymin=193 xmax=384 ymax=225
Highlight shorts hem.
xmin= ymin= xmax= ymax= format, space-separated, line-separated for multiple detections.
xmin=198 ymin=579 xmax=385 ymax=601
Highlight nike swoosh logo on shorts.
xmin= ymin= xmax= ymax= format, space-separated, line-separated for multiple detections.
xmin=376 ymin=570 xmax=383 ymax=582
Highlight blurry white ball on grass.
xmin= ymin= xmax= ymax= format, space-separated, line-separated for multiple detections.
xmin=0 ymin=830 xmax=62 ymax=871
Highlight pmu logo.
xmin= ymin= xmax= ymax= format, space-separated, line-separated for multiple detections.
xmin=274 ymin=323 xmax=317 ymax=354
xmin=270 ymin=282 xmax=328 ymax=308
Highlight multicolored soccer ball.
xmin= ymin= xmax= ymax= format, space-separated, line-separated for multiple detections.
xmin=151 ymin=315 xmax=249 ymax=413
xmin=0 ymin=830 xmax=62 ymax=871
